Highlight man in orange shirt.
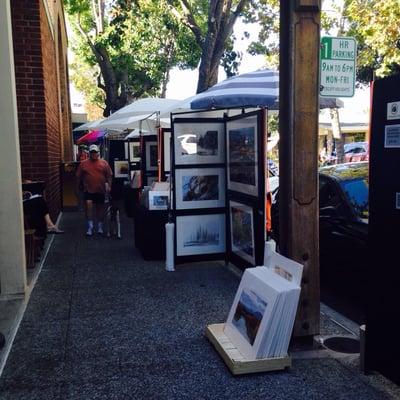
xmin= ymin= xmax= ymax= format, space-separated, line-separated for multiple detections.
xmin=76 ymin=144 xmax=113 ymax=236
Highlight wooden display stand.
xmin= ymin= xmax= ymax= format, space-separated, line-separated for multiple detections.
xmin=205 ymin=323 xmax=291 ymax=375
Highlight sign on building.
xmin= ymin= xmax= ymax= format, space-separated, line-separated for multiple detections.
xmin=320 ymin=36 xmax=356 ymax=98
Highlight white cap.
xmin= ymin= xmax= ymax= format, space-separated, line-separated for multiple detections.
xmin=89 ymin=144 xmax=99 ymax=153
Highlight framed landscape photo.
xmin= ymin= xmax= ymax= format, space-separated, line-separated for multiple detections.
xmin=173 ymin=121 xmax=225 ymax=165
xmin=229 ymin=200 xmax=255 ymax=265
xmin=176 ymin=213 xmax=226 ymax=256
xmin=226 ymin=116 xmax=259 ymax=197
xmin=145 ymin=141 xmax=158 ymax=171
xmin=129 ymin=142 xmax=141 ymax=162
xmin=224 ymin=268 xmax=279 ymax=360
xmin=175 ymin=167 xmax=225 ymax=210
xmin=114 ymin=160 xmax=129 ymax=178
xmin=149 ymin=191 xmax=169 ymax=210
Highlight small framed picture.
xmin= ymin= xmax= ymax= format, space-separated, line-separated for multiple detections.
xmin=175 ymin=167 xmax=225 ymax=210
xmin=229 ymin=200 xmax=255 ymax=265
xmin=146 ymin=141 xmax=158 ymax=171
xmin=129 ymin=142 xmax=141 ymax=162
xmin=176 ymin=213 xmax=226 ymax=256
xmin=114 ymin=160 xmax=129 ymax=178
xmin=163 ymin=130 xmax=171 ymax=172
xmin=173 ymin=121 xmax=225 ymax=165
xmin=227 ymin=115 xmax=259 ymax=196
xmin=149 ymin=191 xmax=169 ymax=210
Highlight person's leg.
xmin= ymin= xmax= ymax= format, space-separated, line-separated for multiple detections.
xmin=44 ymin=214 xmax=64 ymax=233
xmin=84 ymin=195 xmax=94 ymax=236
xmin=95 ymin=200 xmax=105 ymax=234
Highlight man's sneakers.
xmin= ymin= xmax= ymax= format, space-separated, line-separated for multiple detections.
xmin=86 ymin=221 xmax=94 ymax=236
xmin=97 ymin=222 xmax=104 ymax=235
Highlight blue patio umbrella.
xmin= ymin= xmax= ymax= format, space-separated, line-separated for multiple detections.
xmin=190 ymin=69 xmax=343 ymax=110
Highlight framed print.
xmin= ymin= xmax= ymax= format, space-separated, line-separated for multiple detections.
xmin=129 ymin=142 xmax=141 ymax=162
xmin=114 ymin=160 xmax=129 ymax=178
xmin=173 ymin=121 xmax=225 ymax=165
xmin=176 ymin=214 xmax=226 ymax=256
xmin=175 ymin=167 xmax=225 ymax=210
xmin=224 ymin=268 xmax=279 ymax=360
xmin=145 ymin=141 xmax=158 ymax=171
xmin=130 ymin=170 xmax=140 ymax=188
xmin=163 ymin=130 xmax=171 ymax=172
xmin=149 ymin=191 xmax=169 ymax=210
xmin=227 ymin=116 xmax=259 ymax=196
xmin=229 ymin=200 xmax=255 ymax=265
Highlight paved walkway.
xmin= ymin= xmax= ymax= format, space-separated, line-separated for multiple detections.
xmin=0 ymin=212 xmax=399 ymax=399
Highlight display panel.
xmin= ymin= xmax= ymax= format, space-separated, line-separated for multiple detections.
xmin=173 ymin=121 xmax=225 ymax=165
xmin=175 ymin=167 xmax=225 ymax=210
xmin=176 ymin=214 xmax=226 ymax=256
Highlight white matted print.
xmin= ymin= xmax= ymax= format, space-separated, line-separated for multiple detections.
xmin=227 ymin=116 xmax=259 ymax=196
xmin=114 ymin=160 xmax=129 ymax=178
xmin=176 ymin=214 xmax=226 ymax=256
xmin=224 ymin=268 xmax=279 ymax=360
xmin=129 ymin=142 xmax=141 ymax=162
xmin=149 ymin=191 xmax=169 ymax=210
xmin=229 ymin=201 xmax=255 ymax=265
xmin=174 ymin=122 xmax=225 ymax=165
xmin=163 ymin=131 xmax=171 ymax=172
xmin=175 ymin=168 xmax=225 ymax=210
xmin=145 ymin=141 xmax=158 ymax=171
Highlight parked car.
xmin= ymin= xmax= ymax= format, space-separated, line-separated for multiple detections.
xmin=344 ymin=141 xmax=369 ymax=163
xmin=271 ymin=162 xmax=369 ymax=304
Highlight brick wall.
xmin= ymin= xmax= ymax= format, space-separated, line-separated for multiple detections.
xmin=11 ymin=0 xmax=66 ymax=221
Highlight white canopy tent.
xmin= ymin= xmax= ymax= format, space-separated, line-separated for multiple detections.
xmin=72 ymin=118 xmax=104 ymax=132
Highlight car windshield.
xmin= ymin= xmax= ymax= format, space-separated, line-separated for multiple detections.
xmin=339 ymin=178 xmax=369 ymax=221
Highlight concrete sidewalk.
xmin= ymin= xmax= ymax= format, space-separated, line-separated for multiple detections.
xmin=0 ymin=212 xmax=399 ymax=399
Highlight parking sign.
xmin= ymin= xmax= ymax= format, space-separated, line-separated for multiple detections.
xmin=320 ymin=36 xmax=356 ymax=98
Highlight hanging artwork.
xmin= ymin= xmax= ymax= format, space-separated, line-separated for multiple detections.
xmin=176 ymin=214 xmax=226 ymax=256
xmin=114 ymin=160 xmax=129 ymax=178
xmin=129 ymin=142 xmax=141 ymax=162
xmin=174 ymin=121 xmax=225 ymax=165
xmin=227 ymin=116 xmax=259 ymax=197
xmin=175 ymin=168 xmax=225 ymax=210
xmin=149 ymin=191 xmax=169 ymax=210
xmin=229 ymin=201 xmax=255 ymax=265
xmin=146 ymin=141 xmax=158 ymax=171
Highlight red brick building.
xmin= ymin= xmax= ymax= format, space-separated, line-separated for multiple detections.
xmin=11 ymin=0 xmax=72 ymax=220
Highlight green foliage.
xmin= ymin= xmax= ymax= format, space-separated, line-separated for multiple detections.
xmin=343 ymin=0 xmax=400 ymax=82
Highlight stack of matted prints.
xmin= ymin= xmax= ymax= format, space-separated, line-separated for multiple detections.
xmin=224 ymin=252 xmax=303 ymax=360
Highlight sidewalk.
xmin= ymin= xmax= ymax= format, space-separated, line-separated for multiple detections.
xmin=0 ymin=212 xmax=399 ymax=399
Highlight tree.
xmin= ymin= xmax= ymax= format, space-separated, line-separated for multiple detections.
xmin=65 ymin=0 xmax=199 ymax=116
xmin=167 ymin=0 xmax=279 ymax=93
xmin=343 ymin=0 xmax=400 ymax=83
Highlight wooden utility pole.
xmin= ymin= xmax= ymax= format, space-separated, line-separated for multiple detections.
xmin=279 ymin=0 xmax=321 ymax=338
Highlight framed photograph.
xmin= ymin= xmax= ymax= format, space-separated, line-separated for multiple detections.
xmin=229 ymin=201 xmax=255 ymax=265
xmin=224 ymin=268 xmax=280 ymax=360
xmin=227 ymin=116 xmax=259 ymax=196
xmin=175 ymin=168 xmax=225 ymax=210
xmin=129 ymin=142 xmax=141 ymax=162
xmin=145 ymin=141 xmax=158 ymax=171
xmin=114 ymin=160 xmax=129 ymax=178
xmin=173 ymin=121 xmax=225 ymax=165
xmin=149 ymin=191 xmax=169 ymax=210
xmin=163 ymin=130 xmax=171 ymax=172
xmin=176 ymin=214 xmax=226 ymax=256
xmin=130 ymin=170 xmax=141 ymax=188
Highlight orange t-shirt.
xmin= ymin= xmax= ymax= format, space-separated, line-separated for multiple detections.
xmin=76 ymin=159 xmax=113 ymax=194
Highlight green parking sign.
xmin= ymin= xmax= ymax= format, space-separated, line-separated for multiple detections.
xmin=320 ymin=36 xmax=356 ymax=98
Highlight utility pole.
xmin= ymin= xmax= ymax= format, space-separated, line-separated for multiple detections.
xmin=279 ymin=0 xmax=321 ymax=338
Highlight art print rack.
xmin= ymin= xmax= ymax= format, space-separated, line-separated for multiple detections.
xmin=170 ymin=109 xmax=266 ymax=268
